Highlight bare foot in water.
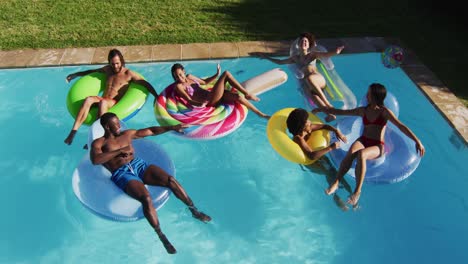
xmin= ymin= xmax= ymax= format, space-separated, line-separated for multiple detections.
xmin=245 ymin=93 xmax=260 ymax=102
xmin=156 ymin=231 xmax=177 ymax=254
xmin=352 ymin=203 xmax=360 ymax=211
xmin=347 ymin=192 xmax=361 ymax=206
xmin=189 ymin=207 xmax=212 ymax=223
xmin=333 ymin=194 xmax=349 ymax=211
xmin=325 ymin=181 xmax=339 ymax=195
xmin=325 ymin=114 xmax=336 ymax=122
xmin=64 ymin=130 xmax=77 ymax=145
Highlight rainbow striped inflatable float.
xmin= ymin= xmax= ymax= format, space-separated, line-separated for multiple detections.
xmin=155 ymin=83 xmax=248 ymax=139
xmin=155 ymin=68 xmax=287 ymax=139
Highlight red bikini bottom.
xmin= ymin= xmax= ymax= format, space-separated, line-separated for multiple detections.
xmin=357 ymin=136 xmax=385 ymax=148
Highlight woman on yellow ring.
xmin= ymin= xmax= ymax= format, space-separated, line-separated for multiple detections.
xmin=267 ymin=108 xmax=347 ymax=164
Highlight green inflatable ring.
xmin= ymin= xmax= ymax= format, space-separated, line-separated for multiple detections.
xmin=66 ymin=72 xmax=149 ymax=125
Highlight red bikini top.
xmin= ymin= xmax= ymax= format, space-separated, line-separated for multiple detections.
xmin=362 ymin=109 xmax=387 ymax=127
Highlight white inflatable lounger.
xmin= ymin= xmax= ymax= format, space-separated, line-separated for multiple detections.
xmin=244 ymin=68 xmax=288 ymax=96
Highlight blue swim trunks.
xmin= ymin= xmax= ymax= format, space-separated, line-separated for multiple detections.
xmin=111 ymin=157 xmax=149 ymax=190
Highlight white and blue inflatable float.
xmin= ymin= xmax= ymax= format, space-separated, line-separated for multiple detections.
xmin=72 ymin=120 xmax=174 ymax=221
xmin=289 ymin=38 xmax=357 ymax=111
xmin=329 ymin=92 xmax=421 ymax=184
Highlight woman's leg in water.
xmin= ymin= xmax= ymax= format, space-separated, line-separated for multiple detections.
xmin=348 ymin=145 xmax=382 ymax=206
xmin=325 ymin=141 xmax=364 ymax=195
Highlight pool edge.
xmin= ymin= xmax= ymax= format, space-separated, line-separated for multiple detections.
xmin=1 ymin=37 xmax=466 ymax=145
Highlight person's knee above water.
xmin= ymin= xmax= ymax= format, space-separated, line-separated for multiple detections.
xmin=170 ymin=63 xmax=270 ymax=119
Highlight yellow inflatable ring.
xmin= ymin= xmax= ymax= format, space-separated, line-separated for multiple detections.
xmin=267 ymin=108 xmax=330 ymax=165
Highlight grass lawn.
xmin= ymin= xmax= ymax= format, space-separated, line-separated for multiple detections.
xmin=0 ymin=0 xmax=466 ymax=105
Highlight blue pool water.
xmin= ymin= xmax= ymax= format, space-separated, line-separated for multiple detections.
xmin=1 ymin=54 xmax=467 ymax=263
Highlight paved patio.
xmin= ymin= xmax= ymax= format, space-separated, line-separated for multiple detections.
xmin=1 ymin=37 xmax=466 ymax=145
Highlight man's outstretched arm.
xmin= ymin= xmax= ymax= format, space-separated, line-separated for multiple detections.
xmin=133 ymin=124 xmax=188 ymax=139
xmin=66 ymin=66 xmax=107 ymax=83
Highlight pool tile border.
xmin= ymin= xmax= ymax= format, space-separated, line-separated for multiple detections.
xmin=1 ymin=37 xmax=466 ymax=145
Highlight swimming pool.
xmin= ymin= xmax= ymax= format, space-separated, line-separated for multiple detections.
xmin=1 ymin=53 xmax=467 ymax=263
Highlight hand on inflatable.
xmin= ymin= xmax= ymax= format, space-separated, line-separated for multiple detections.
xmin=297 ymin=129 xmax=309 ymax=140
xmin=66 ymin=73 xmax=76 ymax=83
xmin=200 ymin=100 xmax=209 ymax=107
xmin=172 ymin=124 xmax=190 ymax=133
xmin=335 ymin=46 xmax=345 ymax=55
xmin=335 ymin=130 xmax=348 ymax=143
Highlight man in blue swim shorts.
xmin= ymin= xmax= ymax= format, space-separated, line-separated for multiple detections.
xmin=111 ymin=157 xmax=150 ymax=190
xmin=90 ymin=112 xmax=211 ymax=254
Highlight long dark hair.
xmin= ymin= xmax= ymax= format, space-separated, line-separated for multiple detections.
xmin=368 ymin=83 xmax=387 ymax=106
xmin=171 ymin=63 xmax=184 ymax=81
xmin=108 ymin=49 xmax=125 ymax=66
xmin=299 ymin=32 xmax=316 ymax=47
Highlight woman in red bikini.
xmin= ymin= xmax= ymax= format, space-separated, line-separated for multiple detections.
xmin=313 ymin=83 xmax=425 ymax=206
